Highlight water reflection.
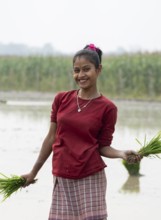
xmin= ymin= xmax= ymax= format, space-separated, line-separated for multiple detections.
xmin=116 ymin=100 xmax=161 ymax=129
xmin=1 ymin=100 xmax=161 ymax=220
xmin=120 ymin=175 xmax=141 ymax=194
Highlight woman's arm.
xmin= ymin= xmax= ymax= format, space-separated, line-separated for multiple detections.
xmin=99 ymin=146 xmax=141 ymax=162
xmin=22 ymin=122 xmax=57 ymax=186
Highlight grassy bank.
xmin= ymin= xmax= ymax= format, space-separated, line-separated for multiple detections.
xmin=0 ymin=52 xmax=161 ymax=100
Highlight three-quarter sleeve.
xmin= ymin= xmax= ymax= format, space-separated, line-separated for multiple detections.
xmin=98 ymin=106 xmax=117 ymax=147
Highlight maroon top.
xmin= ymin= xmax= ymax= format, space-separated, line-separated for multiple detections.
xmin=50 ymin=90 xmax=117 ymax=179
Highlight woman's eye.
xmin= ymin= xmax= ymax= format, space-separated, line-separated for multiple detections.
xmin=83 ymin=68 xmax=90 ymax=72
xmin=74 ymin=69 xmax=80 ymax=73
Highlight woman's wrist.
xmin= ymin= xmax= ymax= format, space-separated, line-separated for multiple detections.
xmin=117 ymin=150 xmax=126 ymax=160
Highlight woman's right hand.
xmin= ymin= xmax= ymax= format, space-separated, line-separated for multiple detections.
xmin=21 ymin=172 xmax=38 ymax=187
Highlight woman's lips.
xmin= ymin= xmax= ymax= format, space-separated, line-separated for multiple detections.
xmin=78 ymin=79 xmax=88 ymax=83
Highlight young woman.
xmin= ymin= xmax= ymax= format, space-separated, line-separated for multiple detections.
xmin=22 ymin=44 xmax=141 ymax=220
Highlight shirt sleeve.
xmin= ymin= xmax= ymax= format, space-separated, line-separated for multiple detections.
xmin=50 ymin=93 xmax=62 ymax=123
xmin=98 ymin=106 xmax=117 ymax=147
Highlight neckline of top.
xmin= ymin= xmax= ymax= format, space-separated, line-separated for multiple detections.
xmin=76 ymin=90 xmax=102 ymax=101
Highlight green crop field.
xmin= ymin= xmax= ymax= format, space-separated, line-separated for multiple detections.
xmin=0 ymin=52 xmax=161 ymax=100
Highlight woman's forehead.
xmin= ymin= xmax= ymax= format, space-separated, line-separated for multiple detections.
xmin=73 ymin=56 xmax=93 ymax=66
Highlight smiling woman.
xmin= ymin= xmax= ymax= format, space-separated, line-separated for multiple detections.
xmin=21 ymin=44 xmax=141 ymax=220
xmin=72 ymin=44 xmax=102 ymax=96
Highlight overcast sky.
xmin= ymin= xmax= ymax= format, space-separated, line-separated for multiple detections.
xmin=0 ymin=0 xmax=161 ymax=53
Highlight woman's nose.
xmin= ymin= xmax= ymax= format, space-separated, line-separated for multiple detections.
xmin=79 ymin=69 xmax=85 ymax=77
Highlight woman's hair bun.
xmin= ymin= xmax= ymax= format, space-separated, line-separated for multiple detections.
xmin=83 ymin=44 xmax=102 ymax=63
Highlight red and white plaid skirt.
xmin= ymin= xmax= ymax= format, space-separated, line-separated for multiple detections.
xmin=48 ymin=170 xmax=107 ymax=220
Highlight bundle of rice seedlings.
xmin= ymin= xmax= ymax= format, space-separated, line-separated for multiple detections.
xmin=137 ymin=131 xmax=161 ymax=158
xmin=123 ymin=131 xmax=161 ymax=176
xmin=0 ymin=173 xmax=28 ymax=202
xmin=122 ymin=160 xmax=141 ymax=176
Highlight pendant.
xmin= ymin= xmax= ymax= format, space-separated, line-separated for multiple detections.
xmin=78 ymin=108 xmax=81 ymax=112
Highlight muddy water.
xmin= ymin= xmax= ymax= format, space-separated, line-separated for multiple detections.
xmin=0 ymin=100 xmax=161 ymax=220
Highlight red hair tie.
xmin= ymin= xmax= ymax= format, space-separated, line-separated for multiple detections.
xmin=88 ymin=44 xmax=97 ymax=51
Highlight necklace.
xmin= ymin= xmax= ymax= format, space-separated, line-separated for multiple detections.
xmin=76 ymin=90 xmax=95 ymax=112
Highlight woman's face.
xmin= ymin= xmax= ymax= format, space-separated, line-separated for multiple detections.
xmin=73 ymin=56 xmax=101 ymax=90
